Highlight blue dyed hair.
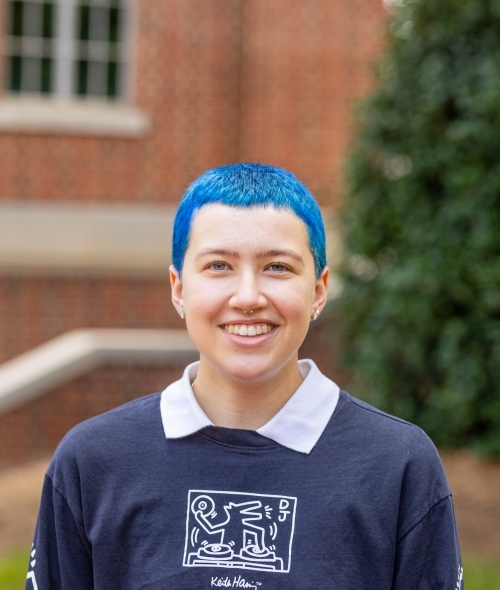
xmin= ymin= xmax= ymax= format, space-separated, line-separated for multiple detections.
xmin=172 ymin=163 xmax=327 ymax=279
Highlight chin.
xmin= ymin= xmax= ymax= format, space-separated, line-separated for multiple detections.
xmin=214 ymin=355 xmax=290 ymax=384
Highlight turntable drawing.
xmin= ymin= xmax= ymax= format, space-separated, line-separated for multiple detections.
xmin=183 ymin=490 xmax=297 ymax=573
xmin=197 ymin=544 xmax=234 ymax=560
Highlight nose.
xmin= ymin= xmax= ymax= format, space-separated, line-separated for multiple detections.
xmin=229 ymin=268 xmax=267 ymax=312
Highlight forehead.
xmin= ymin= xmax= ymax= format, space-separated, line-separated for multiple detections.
xmin=187 ymin=204 xmax=311 ymax=254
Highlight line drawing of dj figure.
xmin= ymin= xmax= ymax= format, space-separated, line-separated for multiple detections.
xmin=190 ymin=495 xmax=278 ymax=564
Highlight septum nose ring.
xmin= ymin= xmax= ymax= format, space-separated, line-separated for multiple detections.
xmin=242 ymin=309 xmax=254 ymax=314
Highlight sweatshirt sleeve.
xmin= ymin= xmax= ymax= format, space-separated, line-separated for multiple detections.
xmin=26 ymin=475 xmax=93 ymax=590
xmin=392 ymin=495 xmax=464 ymax=590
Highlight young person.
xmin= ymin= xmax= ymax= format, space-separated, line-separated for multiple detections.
xmin=27 ymin=163 xmax=464 ymax=590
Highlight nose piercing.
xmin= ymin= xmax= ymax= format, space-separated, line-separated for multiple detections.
xmin=242 ymin=309 xmax=254 ymax=314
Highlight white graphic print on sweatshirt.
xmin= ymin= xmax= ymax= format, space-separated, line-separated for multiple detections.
xmin=183 ymin=490 xmax=297 ymax=573
xmin=26 ymin=545 xmax=39 ymax=590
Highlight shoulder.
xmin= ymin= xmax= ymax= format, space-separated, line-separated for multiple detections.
xmin=47 ymin=392 xmax=163 ymax=490
xmin=58 ymin=391 xmax=162 ymax=450
xmin=328 ymin=392 xmax=452 ymax=535
xmin=332 ymin=391 xmax=450 ymax=504
xmin=338 ymin=390 xmax=440 ymax=456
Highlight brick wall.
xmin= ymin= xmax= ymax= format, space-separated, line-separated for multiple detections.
xmin=238 ymin=0 xmax=386 ymax=206
xmin=0 ymin=309 xmax=351 ymax=469
xmin=0 ymin=276 xmax=181 ymax=364
xmin=0 ymin=0 xmax=386 ymax=465
xmin=0 ymin=0 xmax=386 ymax=206
xmin=0 ymin=366 xmax=184 ymax=467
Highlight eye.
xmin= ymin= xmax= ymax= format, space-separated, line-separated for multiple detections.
xmin=267 ymin=263 xmax=291 ymax=273
xmin=207 ymin=260 xmax=230 ymax=272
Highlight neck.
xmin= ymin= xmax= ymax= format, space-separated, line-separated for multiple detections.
xmin=192 ymin=357 xmax=304 ymax=430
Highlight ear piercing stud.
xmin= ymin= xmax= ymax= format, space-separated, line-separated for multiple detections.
xmin=312 ymin=309 xmax=320 ymax=321
xmin=178 ymin=307 xmax=185 ymax=320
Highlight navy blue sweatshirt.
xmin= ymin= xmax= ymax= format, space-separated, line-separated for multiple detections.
xmin=27 ymin=390 xmax=464 ymax=589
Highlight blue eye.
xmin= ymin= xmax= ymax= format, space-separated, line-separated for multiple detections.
xmin=210 ymin=261 xmax=228 ymax=271
xmin=268 ymin=263 xmax=289 ymax=272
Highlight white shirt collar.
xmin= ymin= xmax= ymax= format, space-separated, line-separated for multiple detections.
xmin=160 ymin=359 xmax=340 ymax=455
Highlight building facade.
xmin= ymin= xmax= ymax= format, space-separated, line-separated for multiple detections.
xmin=0 ymin=0 xmax=386 ymax=466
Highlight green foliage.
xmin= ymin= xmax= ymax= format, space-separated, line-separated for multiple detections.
xmin=334 ymin=0 xmax=500 ymax=456
xmin=464 ymin=556 xmax=500 ymax=590
xmin=0 ymin=549 xmax=29 ymax=590
xmin=1 ymin=546 xmax=499 ymax=589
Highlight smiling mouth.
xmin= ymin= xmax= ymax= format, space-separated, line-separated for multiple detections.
xmin=223 ymin=323 xmax=276 ymax=337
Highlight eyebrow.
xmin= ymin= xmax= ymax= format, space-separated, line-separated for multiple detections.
xmin=257 ymin=249 xmax=305 ymax=265
xmin=194 ymin=248 xmax=304 ymax=265
xmin=194 ymin=248 xmax=240 ymax=260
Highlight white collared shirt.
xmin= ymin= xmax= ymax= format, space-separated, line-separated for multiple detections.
xmin=160 ymin=359 xmax=340 ymax=454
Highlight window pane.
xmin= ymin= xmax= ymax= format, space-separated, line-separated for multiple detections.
xmin=41 ymin=56 xmax=52 ymax=92
xmin=108 ymin=6 xmax=120 ymax=43
xmin=42 ymin=3 xmax=54 ymax=38
xmin=24 ymin=2 xmax=43 ymax=37
xmin=21 ymin=56 xmax=41 ymax=92
xmin=78 ymin=5 xmax=90 ymax=41
xmin=89 ymin=6 xmax=108 ymax=41
xmin=87 ymin=60 xmax=107 ymax=95
xmin=11 ymin=1 xmax=24 ymax=37
xmin=107 ymin=60 xmax=118 ymax=97
xmin=76 ymin=59 xmax=88 ymax=95
xmin=8 ymin=55 xmax=22 ymax=91
xmin=4 ymin=0 xmax=128 ymax=98
xmin=5 ymin=1 xmax=56 ymax=94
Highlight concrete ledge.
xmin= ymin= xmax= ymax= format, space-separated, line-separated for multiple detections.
xmin=0 ymin=329 xmax=199 ymax=415
xmin=0 ymin=202 xmax=343 ymax=291
xmin=0 ymin=98 xmax=150 ymax=137
xmin=0 ymin=203 xmax=175 ymax=277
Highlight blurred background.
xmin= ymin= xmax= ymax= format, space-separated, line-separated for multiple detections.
xmin=0 ymin=0 xmax=499 ymax=587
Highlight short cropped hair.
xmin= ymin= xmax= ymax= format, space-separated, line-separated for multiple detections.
xmin=172 ymin=163 xmax=327 ymax=279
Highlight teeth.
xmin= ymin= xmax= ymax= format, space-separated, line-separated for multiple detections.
xmin=224 ymin=323 xmax=274 ymax=337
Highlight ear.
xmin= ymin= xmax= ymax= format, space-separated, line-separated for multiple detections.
xmin=312 ymin=266 xmax=329 ymax=313
xmin=169 ymin=265 xmax=184 ymax=311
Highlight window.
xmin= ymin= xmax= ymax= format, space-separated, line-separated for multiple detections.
xmin=4 ymin=0 xmax=129 ymax=100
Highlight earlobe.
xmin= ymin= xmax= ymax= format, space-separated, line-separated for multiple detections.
xmin=313 ymin=266 xmax=329 ymax=314
xmin=169 ymin=264 xmax=184 ymax=311
xmin=311 ymin=308 xmax=320 ymax=321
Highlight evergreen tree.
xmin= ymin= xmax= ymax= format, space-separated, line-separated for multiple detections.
xmin=334 ymin=0 xmax=500 ymax=456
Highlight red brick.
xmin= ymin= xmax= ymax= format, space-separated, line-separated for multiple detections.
xmin=0 ymin=0 xmax=383 ymax=464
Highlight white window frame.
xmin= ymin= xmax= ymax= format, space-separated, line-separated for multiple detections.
xmin=5 ymin=0 xmax=133 ymax=100
xmin=56 ymin=0 xmax=133 ymax=101
xmin=0 ymin=0 xmax=148 ymax=136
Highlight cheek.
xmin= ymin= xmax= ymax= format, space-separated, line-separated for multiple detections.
xmin=266 ymin=281 xmax=313 ymax=319
xmin=183 ymin=279 xmax=230 ymax=315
